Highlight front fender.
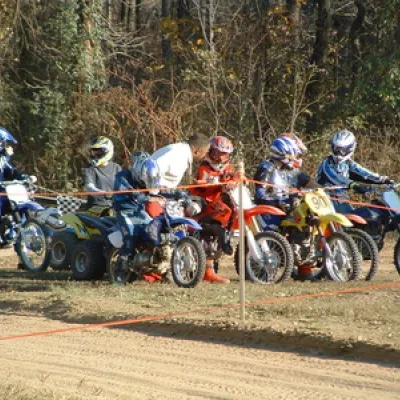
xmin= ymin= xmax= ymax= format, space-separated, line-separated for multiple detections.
xmin=320 ymin=213 xmax=353 ymax=227
xmin=17 ymin=201 xmax=44 ymax=212
xmin=168 ymin=216 xmax=202 ymax=231
xmin=245 ymin=205 xmax=286 ymax=218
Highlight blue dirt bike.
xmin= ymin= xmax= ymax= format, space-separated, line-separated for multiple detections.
xmin=343 ymin=183 xmax=400 ymax=275
xmin=69 ymin=196 xmax=207 ymax=287
xmin=0 ymin=180 xmax=63 ymax=271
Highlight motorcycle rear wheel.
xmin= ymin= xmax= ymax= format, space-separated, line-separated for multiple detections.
xmin=171 ymin=236 xmax=206 ymax=288
xmin=16 ymin=219 xmax=51 ymax=272
xmin=107 ymin=248 xmax=137 ymax=284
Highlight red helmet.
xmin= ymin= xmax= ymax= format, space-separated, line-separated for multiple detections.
xmin=207 ymin=136 xmax=234 ymax=171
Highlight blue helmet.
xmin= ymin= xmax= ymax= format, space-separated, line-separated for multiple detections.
xmin=330 ymin=130 xmax=356 ymax=163
xmin=270 ymin=136 xmax=302 ymax=169
xmin=0 ymin=127 xmax=17 ymax=154
xmin=138 ymin=158 xmax=161 ymax=190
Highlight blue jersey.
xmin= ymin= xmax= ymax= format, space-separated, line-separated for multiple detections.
xmin=317 ymin=155 xmax=384 ymax=199
xmin=0 ymin=154 xmax=25 ymax=182
xmin=113 ymin=170 xmax=148 ymax=212
xmin=253 ymin=160 xmax=311 ymax=205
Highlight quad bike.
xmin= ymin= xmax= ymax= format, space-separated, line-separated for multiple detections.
xmin=105 ymin=195 xmax=207 ymax=288
xmin=0 ymin=180 xmax=62 ymax=272
xmin=189 ymin=183 xmax=294 ymax=284
xmin=46 ymin=197 xmax=115 ymax=270
xmin=259 ymin=188 xmax=362 ymax=282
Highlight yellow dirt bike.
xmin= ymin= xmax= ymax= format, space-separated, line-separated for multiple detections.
xmin=270 ymin=188 xmax=362 ymax=281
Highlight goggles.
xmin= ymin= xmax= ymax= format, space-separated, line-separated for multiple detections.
xmin=209 ymin=149 xmax=231 ymax=163
xmin=332 ymin=145 xmax=352 ymax=157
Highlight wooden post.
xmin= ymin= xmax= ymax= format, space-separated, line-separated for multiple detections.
xmin=238 ymin=160 xmax=246 ymax=321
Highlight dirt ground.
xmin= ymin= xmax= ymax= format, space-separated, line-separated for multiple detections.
xmin=0 ymin=247 xmax=399 ymax=399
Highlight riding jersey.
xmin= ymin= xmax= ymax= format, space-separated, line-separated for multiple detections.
xmin=0 ymin=154 xmax=25 ymax=182
xmin=254 ymin=160 xmax=311 ymax=206
xmin=317 ymin=155 xmax=385 ymax=200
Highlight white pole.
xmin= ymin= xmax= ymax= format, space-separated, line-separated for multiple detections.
xmin=238 ymin=161 xmax=246 ymax=321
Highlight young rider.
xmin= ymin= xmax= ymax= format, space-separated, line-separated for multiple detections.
xmin=317 ymin=130 xmax=393 ymax=213
xmin=253 ymin=134 xmax=319 ymax=280
xmin=83 ymin=136 xmax=122 ymax=209
xmin=113 ymin=152 xmax=166 ymax=284
xmin=190 ymin=136 xmax=237 ymax=283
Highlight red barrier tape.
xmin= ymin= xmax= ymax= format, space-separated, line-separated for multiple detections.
xmin=1 ymin=281 xmax=399 ymax=341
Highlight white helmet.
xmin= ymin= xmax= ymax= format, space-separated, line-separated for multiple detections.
xmin=330 ymin=130 xmax=356 ymax=163
xmin=130 ymin=151 xmax=150 ymax=182
xmin=88 ymin=136 xmax=114 ymax=167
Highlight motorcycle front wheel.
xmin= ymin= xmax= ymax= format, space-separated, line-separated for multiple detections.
xmin=171 ymin=236 xmax=206 ymax=288
xmin=393 ymin=239 xmax=400 ymax=276
xmin=234 ymin=231 xmax=294 ymax=284
xmin=345 ymin=228 xmax=379 ymax=280
xmin=324 ymin=231 xmax=362 ymax=281
xmin=16 ymin=219 xmax=51 ymax=272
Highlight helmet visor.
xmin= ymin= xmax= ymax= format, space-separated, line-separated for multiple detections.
xmin=90 ymin=148 xmax=106 ymax=159
xmin=332 ymin=145 xmax=353 ymax=157
xmin=209 ymin=149 xmax=231 ymax=163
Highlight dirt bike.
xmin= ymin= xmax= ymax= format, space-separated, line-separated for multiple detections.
xmin=0 ymin=180 xmax=62 ymax=272
xmin=189 ymin=182 xmax=294 ymax=284
xmin=73 ymin=195 xmax=206 ymax=287
xmin=47 ymin=198 xmax=115 ymax=270
xmin=344 ymin=183 xmax=400 ymax=276
xmin=260 ymin=188 xmax=362 ymax=282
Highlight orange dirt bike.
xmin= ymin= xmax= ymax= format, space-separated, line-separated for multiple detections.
xmin=189 ymin=182 xmax=294 ymax=284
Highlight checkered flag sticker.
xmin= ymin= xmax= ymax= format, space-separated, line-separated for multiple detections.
xmin=56 ymin=195 xmax=83 ymax=215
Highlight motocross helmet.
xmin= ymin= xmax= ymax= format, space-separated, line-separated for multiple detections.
xmin=270 ymin=136 xmax=302 ymax=169
xmin=137 ymin=158 xmax=161 ymax=191
xmin=280 ymin=133 xmax=308 ymax=156
xmin=88 ymin=136 xmax=114 ymax=167
xmin=330 ymin=130 xmax=356 ymax=163
xmin=206 ymin=136 xmax=234 ymax=171
xmin=130 ymin=151 xmax=150 ymax=182
xmin=0 ymin=127 xmax=17 ymax=156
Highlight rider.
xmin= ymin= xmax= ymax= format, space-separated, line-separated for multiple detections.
xmin=83 ymin=136 xmax=122 ymax=209
xmin=254 ymin=134 xmax=317 ymax=222
xmin=317 ymin=130 xmax=393 ymax=213
xmin=0 ymin=127 xmax=36 ymax=258
xmin=191 ymin=136 xmax=237 ymax=284
xmin=113 ymin=152 xmax=165 ymax=284
xmin=253 ymin=134 xmax=319 ymax=280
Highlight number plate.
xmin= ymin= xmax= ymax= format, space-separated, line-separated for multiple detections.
xmin=305 ymin=191 xmax=334 ymax=215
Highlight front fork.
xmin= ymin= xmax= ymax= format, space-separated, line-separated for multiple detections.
xmin=245 ymin=216 xmax=269 ymax=264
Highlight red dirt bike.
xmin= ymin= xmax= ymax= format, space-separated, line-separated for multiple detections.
xmin=188 ymin=181 xmax=294 ymax=284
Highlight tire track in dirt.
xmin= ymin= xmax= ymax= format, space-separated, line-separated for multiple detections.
xmin=0 ymin=315 xmax=399 ymax=400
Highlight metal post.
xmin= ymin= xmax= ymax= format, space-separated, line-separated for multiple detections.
xmin=238 ymin=161 xmax=246 ymax=321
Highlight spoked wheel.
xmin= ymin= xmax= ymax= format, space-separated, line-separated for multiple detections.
xmin=16 ymin=220 xmax=51 ymax=272
xmin=171 ymin=237 xmax=206 ymax=288
xmin=346 ymin=228 xmax=379 ymax=280
xmin=325 ymin=231 xmax=362 ymax=281
xmin=235 ymin=231 xmax=294 ymax=284
xmin=107 ymin=247 xmax=137 ymax=284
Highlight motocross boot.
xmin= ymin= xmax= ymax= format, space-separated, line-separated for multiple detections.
xmin=203 ymin=260 xmax=230 ymax=283
xmin=114 ymin=256 xmax=129 ymax=286
xmin=293 ymin=265 xmax=314 ymax=282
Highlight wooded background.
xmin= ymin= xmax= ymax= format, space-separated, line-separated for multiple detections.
xmin=1 ymin=0 xmax=399 ymax=190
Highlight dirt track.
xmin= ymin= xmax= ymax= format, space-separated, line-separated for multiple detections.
xmin=0 ymin=314 xmax=399 ymax=400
